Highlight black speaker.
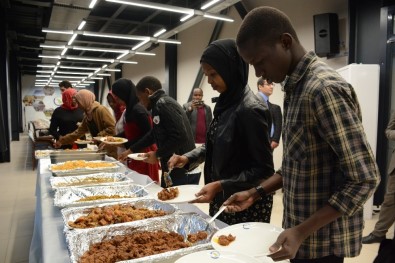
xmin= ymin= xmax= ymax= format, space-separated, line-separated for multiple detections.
xmin=313 ymin=13 xmax=339 ymax=57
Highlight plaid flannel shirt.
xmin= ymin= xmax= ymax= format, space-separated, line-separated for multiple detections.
xmin=281 ymin=51 xmax=380 ymax=259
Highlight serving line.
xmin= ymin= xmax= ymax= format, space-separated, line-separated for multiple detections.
xmin=29 ymin=157 xmax=227 ymax=263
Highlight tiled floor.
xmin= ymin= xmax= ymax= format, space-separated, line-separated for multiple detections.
xmin=0 ymin=134 xmax=393 ymax=263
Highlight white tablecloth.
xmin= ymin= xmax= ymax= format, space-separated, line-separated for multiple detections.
xmin=29 ymin=158 xmax=227 ymax=263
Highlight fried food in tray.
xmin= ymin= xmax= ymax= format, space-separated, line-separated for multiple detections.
xmin=79 ymin=230 xmax=189 ymax=263
xmin=65 ymin=213 xmax=217 ymax=263
xmin=157 ymin=187 xmax=179 ymax=201
xmin=62 ymin=199 xmax=177 ymax=230
xmin=187 ymin=231 xmax=208 ymax=243
xmin=54 ymin=183 xmax=148 ymax=208
xmin=50 ymin=160 xmax=117 ymax=171
xmin=50 ymin=173 xmax=131 ymax=190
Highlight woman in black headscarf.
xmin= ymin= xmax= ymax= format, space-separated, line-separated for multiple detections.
xmin=168 ymin=39 xmax=274 ymax=225
xmin=110 ymin=78 xmax=159 ymax=182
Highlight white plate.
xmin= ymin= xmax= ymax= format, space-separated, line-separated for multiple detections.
xmin=127 ymin=153 xmax=147 ymax=161
xmin=74 ymin=140 xmax=93 ymax=144
xmin=211 ymin=222 xmax=283 ymax=258
xmin=175 ymin=250 xmax=261 ymax=263
xmin=153 ymin=184 xmax=201 ymax=203
xmin=100 ymin=136 xmax=128 ymax=145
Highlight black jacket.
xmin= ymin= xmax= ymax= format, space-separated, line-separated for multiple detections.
xmin=131 ymin=89 xmax=195 ymax=171
xmin=185 ymin=86 xmax=274 ymax=201
xmin=268 ymin=102 xmax=282 ymax=143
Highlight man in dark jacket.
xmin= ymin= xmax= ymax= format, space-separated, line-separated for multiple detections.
xmin=125 ymin=76 xmax=197 ymax=187
xmin=256 ymin=77 xmax=282 ymax=150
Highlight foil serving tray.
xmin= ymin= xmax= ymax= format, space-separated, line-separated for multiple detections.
xmin=65 ymin=212 xmax=218 ymax=263
xmin=61 ymin=198 xmax=179 ymax=230
xmin=49 ymin=160 xmax=121 ymax=177
xmin=49 ymin=172 xmax=132 ymax=190
xmin=54 ymin=183 xmax=148 ymax=208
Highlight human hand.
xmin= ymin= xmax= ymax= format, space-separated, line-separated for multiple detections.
xmin=267 ymin=227 xmax=306 ymax=261
xmin=167 ymin=154 xmax=189 ymax=170
xmin=118 ymin=149 xmax=132 ymax=162
xmin=53 ymin=141 xmax=62 ymax=148
xmin=190 ymin=181 xmax=222 ymax=203
xmin=271 ymin=141 xmax=279 ymax=149
xmin=223 ymin=190 xmax=256 ymax=213
xmin=142 ymin=151 xmax=159 ymax=164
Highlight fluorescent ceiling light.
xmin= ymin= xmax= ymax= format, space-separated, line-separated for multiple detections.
xmin=106 ymin=0 xmax=191 ymax=14
xmin=203 ymin=13 xmax=234 ymax=22
xmin=104 ymin=68 xmax=121 ymax=72
xmin=78 ymin=20 xmax=86 ymax=30
xmin=157 ymin=39 xmax=181 ymax=44
xmin=102 ymin=65 xmax=108 ymax=69
xmin=116 ymin=53 xmax=128 ymax=59
xmin=153 ymin=28 xmax=166 ymax=37
xmin=89 ymin=0 xmax=98 ymax=8
xmin=83 ymin=31 xmax=146 ymax=41
xmin=68 ymin=34 xmax=78 ymax=45
xmin=56 ymin=61 xmax=61 ymax=66
xmin=119 ymin=60 xmax=138 ymax=64
xmin=65 ymin=56 xmax=115 ymax=63
xmin=201 ymin=0 xmax=221 ymax=10
xmin=53 ymin=75 xmax=88 ymax=79
xmin=56 ymin=71 xmax=91 ymax=75
xmin=90 ymin=77 xmax=103 ymax=79
xmin=84 ymin=81 xmax=95 ymax=83
xmin=72 ymin=46 xmax=129 ymax=53
xmin=37 ymin=64 xmax=55 ymax=68
xmin=60 ymin=66 xmax=99 ymax=70
xmin=36 ymin=75 xmax=51 ymax=77
xmin=39 ymin=55 xmax=61 ymax=59
xmin=40 ymin=44 xmax=65 ymax=49
xmin=180 ymin=12 xmax=194 ymax=22
xmin=42 ymin=28 xmax=74 ymax=35
xmin=135 ymin=51 xmax=155 ymax=56
xmin=97 ymin=73 xmax=111 ymax=76
xmin=36 ymin=70 xmax=53 ymax=73
xmin=61 ymin=48 xmax=68 ymax=56
xmin=132 ymin=38 xmax=150 ymax=50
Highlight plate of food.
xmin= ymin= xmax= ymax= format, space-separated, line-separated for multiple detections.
xmin=154 ymin=184 xmax=201 ymax=203
xmin=175 ymin=250 xmax=261 ymax=263
xmin=100 ymin=136 xmax=128 ymax=145
xmin=75 ymin=139 xmax=93 ymax=144
xmin=127 ymin=153 xmax=147 ymax=161
xmin=211 ymin=222 xmax=283 ymax=258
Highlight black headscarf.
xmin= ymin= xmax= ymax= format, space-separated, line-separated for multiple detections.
xmin=200 ymin=38 xmax=249 ymax=117
xmin=111 ymin=78 xmax=140 ymax=122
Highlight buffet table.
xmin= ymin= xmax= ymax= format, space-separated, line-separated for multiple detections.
xmin=29 ymin=158 xmax=227 ymax=263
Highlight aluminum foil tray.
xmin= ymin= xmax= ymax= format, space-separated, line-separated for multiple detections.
xmin=50 ymin=151 xmax=106 ymax=164
xmin=49 ymin=172 xmax=132 ymax=190
xmin=61 ymin=199 xmax=179 ymax=230
xmin=65 ymin=212 xmax=218 ymax=263
xmin=49 ymin=160 xmax=121 ymax=177
xmin=54 ymin=183 xmax=148 ymax=208
xmin=35 ymin=149 xmax=53 ymax=159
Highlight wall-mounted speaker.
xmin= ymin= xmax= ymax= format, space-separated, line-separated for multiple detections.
xmin=313 ymin=13 xmax=339 ymax=57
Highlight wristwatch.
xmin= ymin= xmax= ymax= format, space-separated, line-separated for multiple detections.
xmin=255 ymin=185 xmax=267 ymax=199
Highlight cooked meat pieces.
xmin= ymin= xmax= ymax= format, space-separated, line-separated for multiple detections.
xmin=218 ymin=234 xmax=236 ymax=246
xmin=157 ymin=187 xmax=179 ymax=201
xmin=79 ymin=230 xmax=190 ymax=263
xmin=68 ymin=204 xmax=168 ymax=228
xmin=187 ymin=231 xmax=208 ymax=243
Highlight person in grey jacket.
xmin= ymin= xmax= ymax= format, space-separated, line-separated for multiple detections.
xmin=168 ymin=39 xmax=274 ymax=225
xmin=119 ymin=76 xmax=198 ymax=187
xmin=183 ymin=88 xmax=213 ymax=144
